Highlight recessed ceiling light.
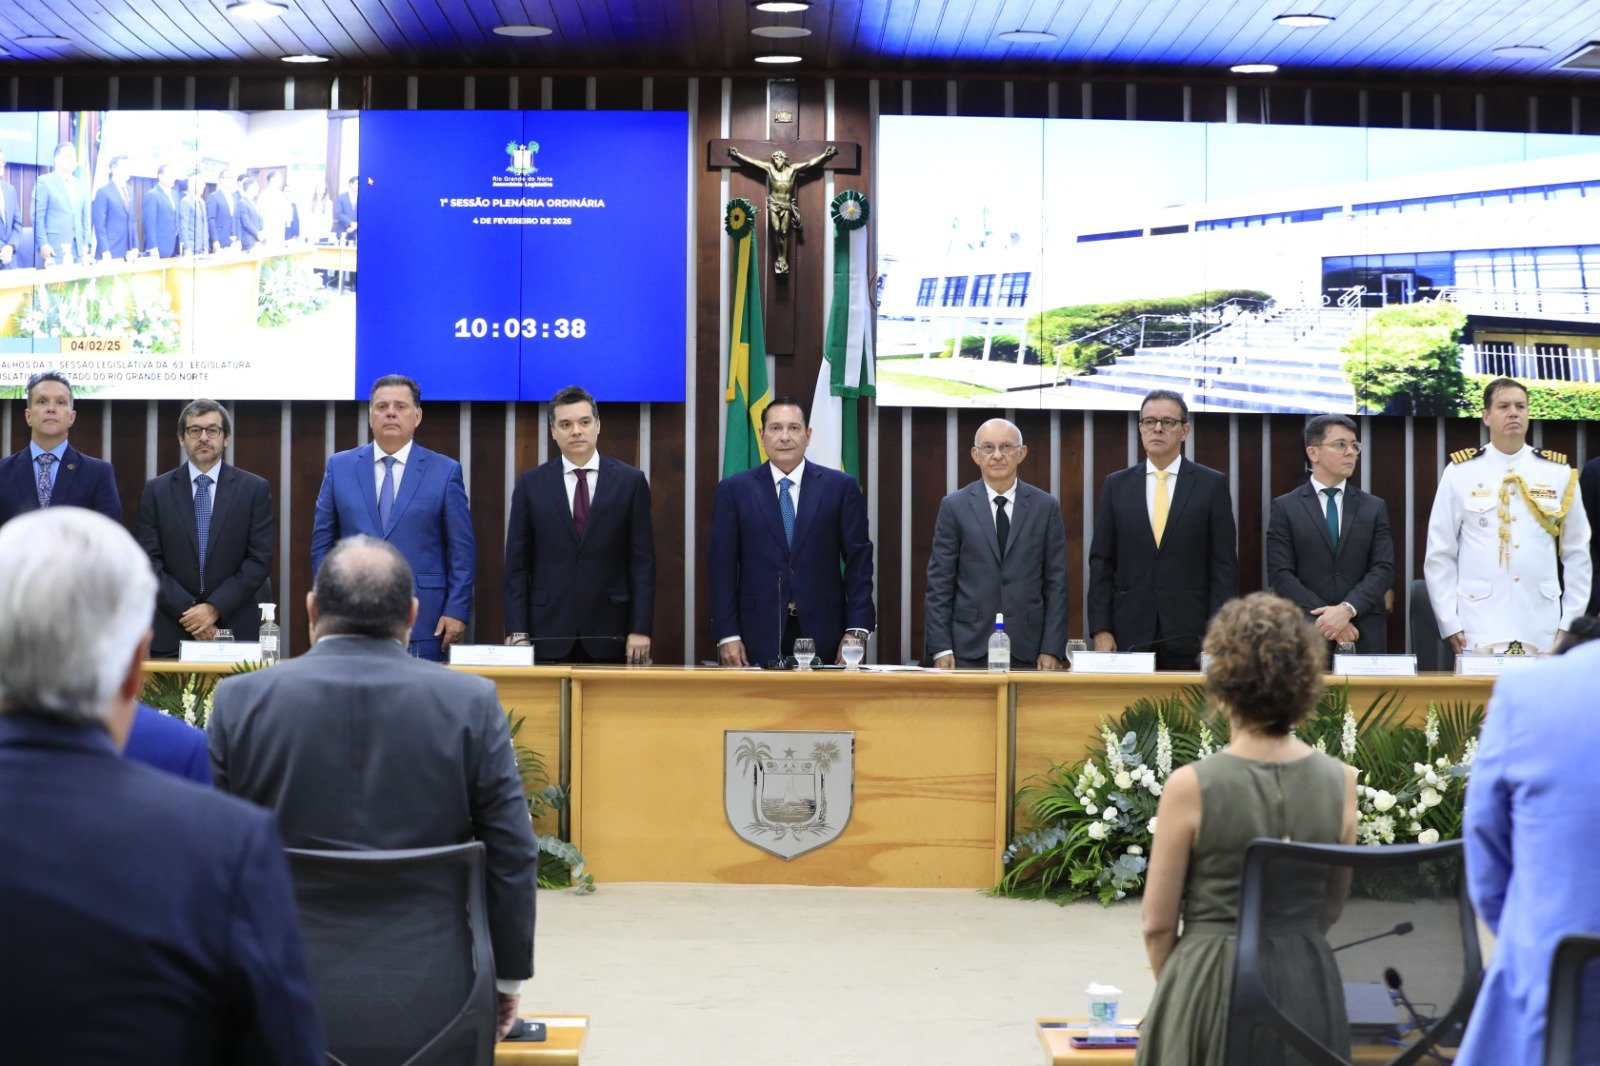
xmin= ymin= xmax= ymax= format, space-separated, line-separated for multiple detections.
xmin=226 ymin=0 xmax=288 ymax=19
xmin=754 ymin=1 xmax=811 ymax=11
xmin=281 ymin=53 xmax=329 ymax=63
xmin=493 ymin=24 xmax=554 ymax=38
xmin=1493 ymin=44 xmax=1550 ymax=58
xmin=1273 ymin=13 xmax=1334 ymax=27
xmin=752 ymin=25 xmax=811 ymax=38
xmin=999 ymin=30 xmax=1058 ymax=43
xmin=754 ymin=53 xmax=803 ymax=64
xmin=1230 ymin=62 xmax=1279 ymax=74
xmin=15 ymin=35 xmax=71 ymax=47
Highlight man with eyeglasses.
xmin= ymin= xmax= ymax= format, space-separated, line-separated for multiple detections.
xmin=1088 ymin=389 xmax=1237 ymax=670
xmin=133 ymin=399 xmax=274 ymax=656
xmin=1266 ymin=414 xmax=1394 ymax=653
xmin=925 ymin=418 xmax=1067 ymax=669
xmin=0 ymin=370 xmax=121 ymax=527
xmin=1425 ymin=377 xmax=1589 ymax=656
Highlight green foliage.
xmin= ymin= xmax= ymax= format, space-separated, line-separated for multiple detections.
xmin=945 ymin=333 xmax=1021 ymax=362
xmin=508 ymin=710 xmax=593 ymax=894
xmin=1027 ymin=289 xmax=1272 ymax=371
xmin=15 ymin=275 xmax=179 ymax=353
xmin=257 ymin=255 xmax=330 ymax=327
xmin=994 ymin=687 xmax=1484 ymax=906
xmin=1341 ymin=301 xmax=1470 ymax=415
xmin=140 ymin=662 xmax=262 ymax=728
xmin=1461 ymin=375 xmax=1600 ymax=420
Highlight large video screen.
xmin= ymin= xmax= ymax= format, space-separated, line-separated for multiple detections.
xmin=877 ymin=116 xmax=1600 ymax=416
xmin=0 ymin=109 xmax=687 ymax=401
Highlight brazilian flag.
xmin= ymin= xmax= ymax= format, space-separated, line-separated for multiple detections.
xmin=722 ymin=198 xmax=771 ymax=476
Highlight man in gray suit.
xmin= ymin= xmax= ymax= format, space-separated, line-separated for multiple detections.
xmin=208 ymin=536 xmax=538 ymax=1040
xmin=1266 ymin=414 xmax=1395 ymax=653
xmin=925 ymin=418 xmax=1068 ymax=669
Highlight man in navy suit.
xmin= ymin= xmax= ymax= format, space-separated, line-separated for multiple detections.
xmin=1088 ymin=389 xmax=1238 ymax=670
xmin=236 ymin=176 xmax=264 ymax=250
xmin=91 ymin=153 xmax=139 ymax=261
xmin=504 ymin=385 xmax=655 ymax=663
xmin=134 ymin=399 xmax=274 ymax=656
xmin=142 ymin=163 xmax=180 ymax=258
xmin=311 ymin=374 xmax=475 ymax=660
xmin=710 ymin=396 xmax=874 ymax=667
xmin=1266 ymin=414 xmax=1395 ymax=654
xmin=206 ymin=166 xmax=239 ymax=252
xmin=125 ymin=703 xmax=211 ymax=784
xmin=31 ymin=141 xmax=91 ymax=265
xmin=0 ymin=506 xmax=324 ymax=1063
xmin=334 ymin=175 xmax=358 ymax=240
xmin=0 ymin=150 xmax=22 ymax=268
xmin=0 ymin=370 xmax=121 ymax=527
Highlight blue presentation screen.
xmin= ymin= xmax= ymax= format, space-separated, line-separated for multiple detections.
xmin=357 ymin=110 xmax=687 ymax=402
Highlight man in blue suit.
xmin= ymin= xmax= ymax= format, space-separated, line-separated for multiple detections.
xmin=0 ymin=370 xmax=121 ymax=527
xmin=206 ymin=166 xmax=239 ymax=251
xmin=710 ymin=396 xmax=874 ymax=667
xmin=142 ymin=163 xmax=180 ymax=258
xmin=0 ymin=506 xmax=324 ymax=1063
xmin=91 ymin=153 xmax=139 ymax=261
xmin=125 ymin=703 xmax=211 ymax=784
xmin=31 ymin=141 xmax=90 ymax=265
xmin=0 ymin=150 xmax=22 ymax=267
xmin=311 ymin=374 xmax=475 ymax=660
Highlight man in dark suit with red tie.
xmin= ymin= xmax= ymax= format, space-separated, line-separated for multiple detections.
xmin=133 ymin=399 xmax=274 ymax=657
xmin=91 ymin=154 xmax=139 ymax=261
xmin=0 ymin=371 xmax=121 ymax=527
xmin=1087 ymin=389 xmax=1238 ymax=670
xmin=504 ymin=385 xmax=655 ymax=663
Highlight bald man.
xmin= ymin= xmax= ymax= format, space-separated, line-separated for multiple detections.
xmin=925 ymin=418 xmax=1069 ymax=669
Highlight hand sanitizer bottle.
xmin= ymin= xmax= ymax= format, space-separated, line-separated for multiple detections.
xmin=988 ymin=613 xmax=1010 ymax=672
xmin=259 ymin=603 xmax=280 ymax=666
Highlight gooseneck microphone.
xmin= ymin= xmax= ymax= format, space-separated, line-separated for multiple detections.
xmin=1332 ymin=920 xmax=1414 ymax=953
xmin=1383 ymin=967 xmax=1454 ymax=1063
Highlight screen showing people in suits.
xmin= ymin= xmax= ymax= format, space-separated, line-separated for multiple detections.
xmin=0 ymin=108 xmax=688 ymax=403
xmin=876 ymin=115 xmax=1600 ymax=418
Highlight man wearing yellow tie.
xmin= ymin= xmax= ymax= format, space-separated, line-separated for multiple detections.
xmin=1088 ymin=389 xmax=1239 ymax=670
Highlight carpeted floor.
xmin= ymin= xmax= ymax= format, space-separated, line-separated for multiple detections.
xmin=526 ymin=883 xmax=1156 ymax=1065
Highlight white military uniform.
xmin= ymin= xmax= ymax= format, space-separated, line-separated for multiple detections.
xmin=1424 ymin=443 xmax=1591 ymax=653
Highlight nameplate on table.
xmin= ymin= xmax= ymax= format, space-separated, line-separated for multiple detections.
xmin=179 ymin=641 xmax=263 ymax=664
xmin=1332 ymin=654 xmax=1418 ymax=677
xmin=1455 ymin=654 xmax=1542 ymax=677
xmin=449 ymin=644 xmax=536 ymax=667
xmin=1069 ymin=651 xmax=1156 ymax=674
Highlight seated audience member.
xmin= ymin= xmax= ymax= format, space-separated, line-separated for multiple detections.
xmin=1553 ymin=614 xmax=1600 ymax=655
xmin=0 ymin=507 xmax=323 ymax=1063
xmin=124 ymin=702 xmax=211 ymax=784
xmin=1136 ymin=592 xmax=1357 ymax=1066
xmin=1458 ymin=628 xmax=1600 ymax=1064
xmin=208 ymin=535 xmax=538 ymax=1039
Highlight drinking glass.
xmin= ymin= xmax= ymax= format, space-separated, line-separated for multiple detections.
xmin=212 ymin=629 xmax=235 ymax=643
xmin=840 ymin=634 xmax=866 ymax=670
xmin=792 ymin=638 xmax=816 ymax=670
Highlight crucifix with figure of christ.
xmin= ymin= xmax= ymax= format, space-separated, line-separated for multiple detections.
xmin=707 ymin=79 xmax=859 ymax=355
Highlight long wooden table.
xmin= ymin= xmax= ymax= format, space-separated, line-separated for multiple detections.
xmin=142 ymin=662 xmax=1495 ymax=888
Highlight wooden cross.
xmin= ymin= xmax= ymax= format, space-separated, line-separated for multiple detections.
xmin=708 ymin=79 xmax=859 ymax=356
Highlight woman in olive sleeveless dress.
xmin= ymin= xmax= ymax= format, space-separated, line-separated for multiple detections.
xmin=1135 ymin=594 xmax=1358 ymax=1066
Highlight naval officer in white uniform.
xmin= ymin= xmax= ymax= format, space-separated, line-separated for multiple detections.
xmin=1425 ymin=376 xmax=1590 ymax=655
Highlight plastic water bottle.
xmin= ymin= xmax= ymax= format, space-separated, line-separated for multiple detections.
xmin=988 ymin=613 xmax=1010 ymax=672
xmin=258 ymin=603 xmax=281 ymax=666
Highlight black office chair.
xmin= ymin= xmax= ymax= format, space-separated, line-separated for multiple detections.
xmin=1545 ymin=933 xmax=1600 ymax=1066
xmin=1408 ymin=578 xmax=1455 ymax=672
xmin=1227 ymin=839 xmax=1481 ymax=1066
xmin=285 ymin=843 xmax=497 ymax=1066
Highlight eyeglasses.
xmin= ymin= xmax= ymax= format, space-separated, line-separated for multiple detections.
xmin=1137 ymin=417 xmax=1186 ymax=431
xmin=183 ymin=425 xmax=225 ymax=440
xmin=1317 ymin=440 xmax=1363 ymax=455
xmin=974 ymin=443 xmax=1021 ymax=456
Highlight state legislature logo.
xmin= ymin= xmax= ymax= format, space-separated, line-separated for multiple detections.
xmin=505 ymin=140 xmax=539 ymax=175
xmin=725 ymin=731 xmax=854 ymax=860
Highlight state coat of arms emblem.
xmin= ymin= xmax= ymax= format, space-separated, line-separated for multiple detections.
xmin=724 ymin=730 xmax=854 ymax=860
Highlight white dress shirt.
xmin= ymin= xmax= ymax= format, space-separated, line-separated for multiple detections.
xmin=187 ymin=460 xmax=223 ymax=501
xmin=1308 ymin=475 xmax=1346 ymax=535
xmin=373 ymin=439 xmax=414 ymax=495
xmin=771 ymin=459 xmax=805 ymax=515
xmin=562 ymin=453 xmax=601 ymax=515
xmin=1145 ymin=454 xmax=1183 ymax=525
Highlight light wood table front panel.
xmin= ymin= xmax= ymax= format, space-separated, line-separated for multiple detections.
xmin=568 ymin=668 xmax=1009 ymax=888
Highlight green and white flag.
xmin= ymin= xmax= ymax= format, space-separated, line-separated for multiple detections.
xmin=810 ymin=190 xmax=875 ymax=480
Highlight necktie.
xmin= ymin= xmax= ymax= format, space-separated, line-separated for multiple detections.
xmin=995 ymin=496 xmax=1010 ymax=562
xmin=1152 ymin=469 xmax=1170 ymax=547
xmin=1323 ymin=487 xmax=1340 ymax=550
xmin=378 ymin=456 xmax=396 ymax=534
xmin=35 ymin=453 xmax=56 ymax=507
xmin=778 ymin=477 xmax=796 ymax=548
xmin=573 ymin=468 xmax=591 ymax=537
xmin=194 ymin=473 xmax=213 ymax=591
